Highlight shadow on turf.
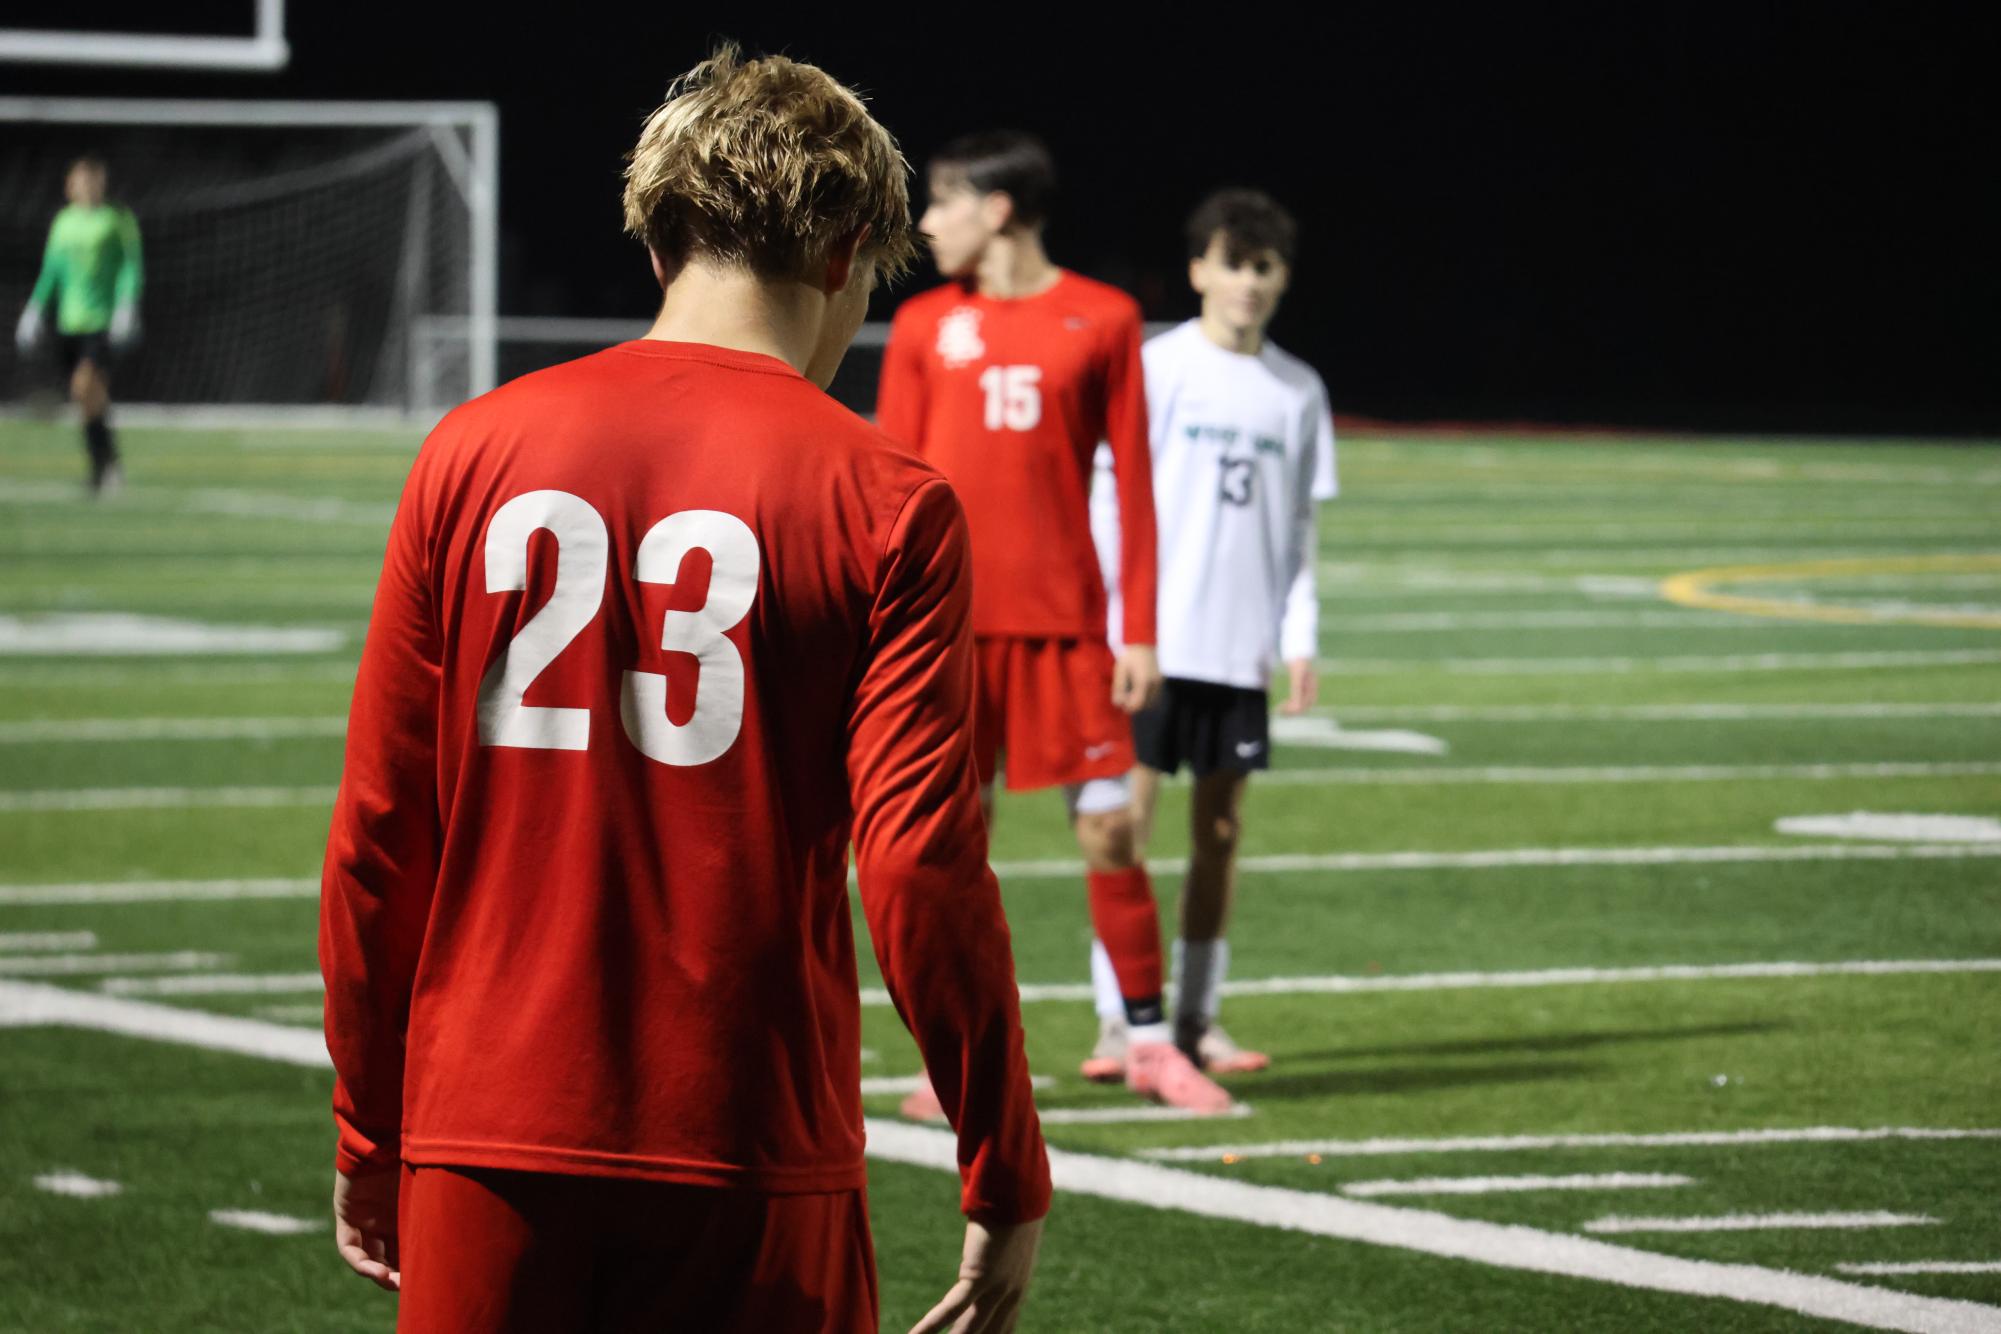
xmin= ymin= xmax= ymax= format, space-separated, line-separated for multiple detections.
xmin=1276 ymin=1019 xmax=1781 ymax=1067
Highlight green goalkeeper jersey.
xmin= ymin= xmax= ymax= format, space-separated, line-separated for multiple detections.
xmin=27 ymin=203 xmax=143 ymax=336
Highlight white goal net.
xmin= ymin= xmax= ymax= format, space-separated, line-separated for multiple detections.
xmin=0 ymin=98 xmax=496 ymax=419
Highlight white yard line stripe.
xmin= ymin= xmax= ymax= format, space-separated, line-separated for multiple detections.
xmin=208 ymin=1209 xmax=322 ymax=1235
xmin=101 ymin=972 xmax=323 ymax=997
xmin=1343 ymin=1173 xmax=1694 ymax=1198
xmin=1335 ymin=610 xmax=1819 ymax=631
xmin=1840 ymin=1264 xmax=2001 ymax=1277
xmin=861 ymin=1074 xmax=1054 ymax=1096
xmin=5 ymin=979 xmax=1994 ymax=1332
xmin=0 ymin=931 xmax=97 ymax=952
xmin=34 ymin=1170 xmax=122 ymax=1198
xmin=0 ymin=951 xmax=225 ymax=977
xmin=1254 ymin=761 xmax=2001 ymax=786
xmin=861 ymin=958 xmax=2001 ymax=1010
xmin=0 ymin=878 xmax=317 ymax=906
xmin=1316 ymin=649 xmax=2001 ymax=676
xmin=0 ymin=716 xmax=346 ymax=743
xmin=1325 ymin=703 xmax=2001 ymax=722
xmin=0 ymin=786 xmax=337 ymax=813
xmin=1144 ymin=1126 xmax=2001 ymax=1164
xmin=864 ymin=1121 xmax=2001 ymax=1334
xmin=252 ymin=1004 xmax=326 ymax=1025
xmin=10 ymin=841 xmax=1997 ymax=911
xmin=1586 ymin=1212 xmax=1939 ymax=1236
xmin=1036 ymin=1104 xmax=1257 ymax=1126
xmin=0 ymin=980 xmax=331 ymax=1063
xmin=987 ymin=842 xmax=2001 ymax=881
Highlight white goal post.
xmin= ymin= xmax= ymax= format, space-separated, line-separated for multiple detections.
xmin=0 ymin=97 xmax=497 ymax=422
xmin=0 ymin=0 xmax=289 ymax=71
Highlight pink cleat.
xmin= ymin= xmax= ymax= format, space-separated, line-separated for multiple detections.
xmin=1126 ymin=1040 xmax=1234 ymax=1114
xmin=898 ymin=1075 xmax=947 ymax=1122
xmin=1196 ymin=1025 xmax=1271 ymax=1075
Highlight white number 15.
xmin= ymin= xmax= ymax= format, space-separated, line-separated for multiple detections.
xmin=475 ymin=489 xmax=759 ymax=766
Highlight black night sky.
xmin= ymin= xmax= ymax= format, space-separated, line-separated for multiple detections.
xmin=8 ymin=2 xmax=1995 ymax=433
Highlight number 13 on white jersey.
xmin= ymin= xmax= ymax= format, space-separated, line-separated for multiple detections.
xmin=475 ymin=489 xmax=760 ymax=766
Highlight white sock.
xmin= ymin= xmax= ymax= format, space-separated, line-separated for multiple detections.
xmin=1176 ymin=937 xmax=1228 ymax=1026
xmin=1128 ymin=1021 xmax=1172 ymax=1046
xmin=1089 ymin=938 xmax=1125 ymax=1021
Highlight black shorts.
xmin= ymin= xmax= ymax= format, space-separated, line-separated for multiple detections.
xmin=1131 ymin=677 xmax=1271 ymax=777
xmin=58 ymin=332 xmax=112 ymax=377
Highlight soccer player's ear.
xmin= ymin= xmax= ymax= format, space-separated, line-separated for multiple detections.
xmin=824 ymin=226 xmax=871 ymax=295
xmin=978 ymin=190 xmax=1014 ymax=234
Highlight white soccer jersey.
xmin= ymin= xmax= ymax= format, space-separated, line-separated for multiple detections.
xmin=1094 ymin=320 xmax=1336 ymax=688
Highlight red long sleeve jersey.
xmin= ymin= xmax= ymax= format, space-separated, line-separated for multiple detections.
xmin=876 ymin=271 xmax=1158 ymax=646
xmin=320 ymin=340 xmax=1050 ymax=1223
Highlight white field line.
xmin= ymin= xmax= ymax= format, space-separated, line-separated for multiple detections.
xmin=1324 ymin=702 xmax=2001 ymax=722
xmin=1586 ymin=1212 xmax=1938 ymax=1236
xmin=1253 ymin=761 xmax=2001 ymax=787
xmin=208 ymin=1209 xmax=322 ymax=1235
xmin=1036 ymin=1104 xmax=1257 ymax=1126
xmin=253 ymin=1004 xmax=327 ymax=1025
xmin=11 ymin=840 xmax=2000 ymax=911
xmin=0 ymin=931 xmax=97 ymax=952
xmin=101 ymin=972 xmax=324 ymax=997
xmin=0 ymin=716 xmax=346 ymax=743
xmin=1143 ymin=1126 xmax=2001 ymax=1164
xmin=0 ymin=662 xmax=358 ymax=687
xmin=5 ymin=978 xmax=1996 ymax=1332
xmin=34 ymin=1171 xmax=122 ymax=1198
xmin=1342 ymin=1173 xmax=1694 ymax=1198
xmin=861 ymin=958 xmax=2001 ymax=1010
xmin=0 ymin=879 xmax=317 ymax=906
xmin=1333 ymin=610 xmax=1823 ymax=632
xmin=0 ymin=613 xmax=344 ymax=657
xmin=860 ymin=1074 xmax=1054 ymax=1096
xmin=0 ymin=786 xmax=337 ymax=813
xmin=1776 ymin=814 xmax=2001 ymax=844
xmin=1840 ymin=1264 xmax=2001 ymax=1277
xmin=986 ymin=842 xmax=2001 ymax=881
xmin=864 ymin=1121 xmax=2001 ymax=1334
xmin=0 ymin=980 xmax=331 ymax=1064
xmin=0 ymin=951 xmax=226 ymax=977
xmin=1315 ymin=650 xmax=2001 ymax=676
xmin=91 ymin=956 xmax=2001 ymax=1012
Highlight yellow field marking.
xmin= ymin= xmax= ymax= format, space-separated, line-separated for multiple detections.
xmin=1659 ymin=554 xmax=2001 ymax=628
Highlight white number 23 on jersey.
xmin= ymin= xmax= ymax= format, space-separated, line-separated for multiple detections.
xmin=475 ymin=489 xmax=759 ymax=766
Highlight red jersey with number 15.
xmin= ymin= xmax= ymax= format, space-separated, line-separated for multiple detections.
xmin=320 ymin=340 xmax=1049 ymax=1225
xmin=876 ymin=271 xmax=1157 ymax=647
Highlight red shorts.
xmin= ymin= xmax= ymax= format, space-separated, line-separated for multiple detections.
xmin=974 ymin=636 xmax=1135 ymax=792
xmin=395 ymin=1164 xmax=876 ymax=1333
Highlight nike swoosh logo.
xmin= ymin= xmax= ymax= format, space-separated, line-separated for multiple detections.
xmin=1085 ymin=742 xmax=1116 ymax=759
xmin=1235 ymin=741 xmax=1265 ymax=758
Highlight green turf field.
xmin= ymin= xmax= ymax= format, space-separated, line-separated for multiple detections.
xmin=2 ymin=418 xmax=1998 ymax=1332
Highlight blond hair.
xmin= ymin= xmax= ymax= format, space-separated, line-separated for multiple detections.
xmin=623 ymin=45 xmax=916 ymax=282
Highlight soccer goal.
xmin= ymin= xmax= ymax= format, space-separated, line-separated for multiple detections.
xmin=0 ymin=97 xmax=497 ymax=423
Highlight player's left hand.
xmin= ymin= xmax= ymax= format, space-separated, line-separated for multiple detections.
xmin=109 ymin=303 xmax=140 ymax=351
xmin=1112 ymin=644 xmax=1162 ymax=714
xmin=332 ymin=1165 xmax=401 ymax=1292
xmin=1280 ymin=657 xmax=1318 ymax=714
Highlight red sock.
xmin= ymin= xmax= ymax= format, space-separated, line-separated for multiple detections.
xmin=1086 ymin=866 xmax=1164 ymax=1005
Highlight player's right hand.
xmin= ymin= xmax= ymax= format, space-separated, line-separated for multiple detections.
xmin=908 ymin=1215 xmax=1044 ymax=1334
xmin=332 ymin=1165 xmax=402 ymax=1293
xmin=14 ymin=304 xmax=42 ymax=355
xmin=109 ymin=303 xmax=140 ymax=351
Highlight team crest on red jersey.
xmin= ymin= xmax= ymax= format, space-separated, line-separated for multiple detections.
xmin=936 ymin=306 xmax=986 ymax=368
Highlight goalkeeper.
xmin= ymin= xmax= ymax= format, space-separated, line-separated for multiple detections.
xmin=15 ymin=157 xmax=142 ymax=495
